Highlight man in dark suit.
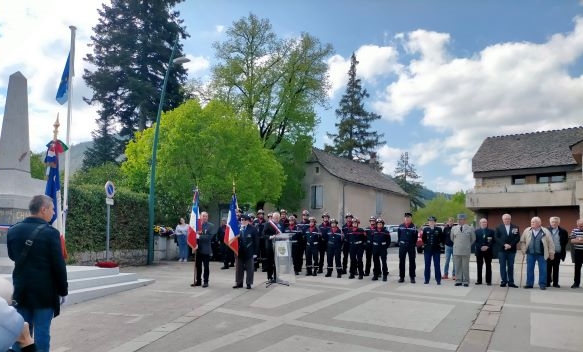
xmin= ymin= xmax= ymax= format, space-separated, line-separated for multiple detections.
xmin=7 ymin=195 xmax=68 ymax=352
xmin=546 ymin=216 xmax=569 ymax=288
xmin=233 ymin=215 xmax=259 ymax=289
xmin=475 ymin=218 xmax=495 ymax=285
xmin=195 ymin=212 xmax=217 ymax=287
xmin=494 ymin=213 xmax=520 ymax=287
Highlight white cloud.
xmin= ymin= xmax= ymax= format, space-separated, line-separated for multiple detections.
xmin=184 ymin=55 xmax=211 ymax=75
xmin=215 ymin=25 xmax=225 ymax=33
xmin=377 ymin=144 xmax=403 ymax=175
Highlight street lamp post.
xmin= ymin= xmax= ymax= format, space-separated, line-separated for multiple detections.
xmin=147 ymin=37 xmax=190 ymax=265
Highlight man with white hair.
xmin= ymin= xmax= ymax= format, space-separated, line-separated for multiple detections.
xmin=520 ymin=217 xmax=555 ymax=290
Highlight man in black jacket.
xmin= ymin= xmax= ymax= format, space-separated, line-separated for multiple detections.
xmin=7 ymin=195 xmax=68 ymax=352
xmin=494 ymin=213 xmax=520 ymax=288
xmin=475 ymin=218 xmax=495 ymax=285
xmin=195 ymin=212 xmax=217 ymax=287
xmin=233 ymin=215 xmax=259 ymax=289
xmin=546 ymin=216 xmax=569 ymax=288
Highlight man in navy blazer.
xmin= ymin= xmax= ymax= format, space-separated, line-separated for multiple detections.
xmin=494 ymin=213 xmax=520 ymax=287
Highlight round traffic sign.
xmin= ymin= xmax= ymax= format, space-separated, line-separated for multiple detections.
xmin=105 ymin=181 xmax=115 ymax=198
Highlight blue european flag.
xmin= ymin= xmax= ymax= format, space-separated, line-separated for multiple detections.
xmin=55 ymin=53 xmax=70 ymax=105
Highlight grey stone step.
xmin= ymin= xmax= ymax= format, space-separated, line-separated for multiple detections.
xmin=68 ymin=272 xmax=138 ymax=291
xmin=66 ymin=279 xmax=154 ymax=305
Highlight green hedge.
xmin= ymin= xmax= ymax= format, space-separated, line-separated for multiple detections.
xmin=66 ymin=185 xmax=148 ymax=254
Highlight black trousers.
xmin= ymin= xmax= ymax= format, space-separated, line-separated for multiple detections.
xmin=476 ymin=250 xmax=492 ymax=284
xmin=399 ymin=245 xmax=416 ymax=279
xmin=546 ymin=255 xmax=561 ymax=286
xmin=349 ymin=244 xmax=364 ymax=276
xmin=196 ymin=253 xmax=210 ymax=283
xmin=265 ymin=244 xmax=275 ymax=280
xmin=235 ymin=255 xmax=254 ymax=286
xmin=573 ymin=249 xmax=583 ymax=286
xmin=258 ymin=237 xmax=267 ymax=270
xmin=364 ymin=243 xmax=373 ymax=275
xmin=305 ymin=244 xmax=319 ymax=273
xmin=326 ymin=245 xmax=342 ymax=272
xmin=222 ymin=242 xmax=235 ymax=267
xmin=291 ymin=242 xmax=304 ymax=273
xmin=317 ymin=242 xmax=326 ymax=273
xmin=372 ymin=245 xmax=388 ymax=276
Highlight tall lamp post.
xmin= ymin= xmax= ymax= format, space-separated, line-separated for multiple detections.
xmin=147 ymin=37 xmax=190 ymax=265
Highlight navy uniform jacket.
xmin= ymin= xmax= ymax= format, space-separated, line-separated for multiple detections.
xmin=238 ymin=224 xmax=259 ymax=260
xmin=304 ymin=225 xmax=321 ymax=248
xmin=398 ymin=223 xmax=417 ymax=247
xmin=371 ymin=229 xmax=390 ymax=249
xmin=494 ymin=224 xmax=520 ymax=253
xmin=347 ymin=227 xmax=366 ymax=245
xmin=325 ymin=227 xmax=343 ymax=248
xmin=422 ymin=226 xmax=444 ymax=251
xmin=7 ymin=217 xmax=68 ymax=316
xmin=474 ymin=227 xmax=495 ymax=253
xmin=284 ymin=223 xmax=304 ymax=246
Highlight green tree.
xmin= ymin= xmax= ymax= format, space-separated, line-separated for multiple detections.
xmin=413 ymin=192 xmax=474 ymax=226
xmin=196 ymin=13 xmax=333 ymax=208
xmin=121 ymin=99 xmax=285 ymax=222
xmin=71 ymin=162 xmax=126 ymax=186
xmin=30 ymin=152 xmax=46 ymax=180
xmin=394 ymin=152 xmax=424 ymax=210
xmin=81 ymin=119 xmax=122 ymax=170
xmin=325 ymin=53 xmax=384 ymax=166
xmin=83 ymin=0 xmax=189 ymax=166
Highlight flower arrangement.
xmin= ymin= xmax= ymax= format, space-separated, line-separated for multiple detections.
xmin=154 ymin=225 xmax=174 ymax=237
xmin=96 ymin=261 xmax=119 ymax=268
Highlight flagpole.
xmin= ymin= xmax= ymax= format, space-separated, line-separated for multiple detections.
xmin=62 ymin=25 xmax=76 ymax=239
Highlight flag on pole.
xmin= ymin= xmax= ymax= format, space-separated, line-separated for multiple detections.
xmin=45 ymin=139 xmax=69 ymax=259
xmin=187 ymin=189 xmax=200 ymax=250
xmin=224 ymin=193 xmax=240 ymax=256
xmin=55 ymin=53 xmax=70 ymax=105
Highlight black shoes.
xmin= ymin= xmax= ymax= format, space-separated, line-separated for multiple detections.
xmin=382 ymin=275 xmax=388 ymax=282
xmin=424 ymin=281 xmax=429 ymax=284
xmin=475 ymin=282 xmax=482 ymax=285
xmin=487 ymin=283 xmax=492 ymax=286
xmin=500 ymin=282 xmax=507 ymax=287
xmin=410 ymin=278 xmax=416 ymax=284
xmin=349 ymin=274 xmax=355 ymax=279
xmin=246 ymin=284 xmax=252 ymax=289
xmin=553 ymin=284 xmax=560 ymax=288
xmin=398 ymin=278 xmax=404 ymax=283
xmin=233 ymin=284 xmax=243 ymax=289
xmin=540 ymin=286 xmax=546 ymax=290
xmin=463 ymin=283 xmax=469 ymax=287
xmin=202 ymin=282 xmax=208 ymax=288
xmin=571 ymin=283 xmax=580 ymax=288
xmin=372 ymin=276 xmax=378 ymax=281
xmin=337 ymin=273 xmax=342 ymax=278
xmin=221 ymin=266 xmax=229 ymax=270
xmin=358 ymin=275 xmax=363 ymax=280
xmin=194 ymin=281 xmax=201 ymax=287
xmin=455 ymin=283 xmax=462 ymax=286
xmin=508 ymin=283 xmax=518 ymax=288
xmin=524 ymin=285 xmax=533 ymax=289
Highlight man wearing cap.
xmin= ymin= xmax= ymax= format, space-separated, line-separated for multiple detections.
xmin=253 ymin=210 xmax=267 ymax=272
xmin=347 ymin=218 xmax=366 ymax=279
xmin=233 ymin=215 xmax=259 ymax=289
xmin=304 ymin=217 xmax=320 ymax=276
xmin=494 ymin=214 xmax=520 ymax=288
xmin=451 ymin=213 xmax=476 ymax=287
xmin=398 ymin=212 xmax=418 ymax=283
xmin=475 ymin=218 xmax=495 ymax=285
xmin=364 ymin=216 xmax=376 ymax=277
xmin=341 ymin=213 xmax=353 ymax=274
xmin=285 ymin=215 xmax=304 ymax=275
xmin=372 ymin=218 xmax=390 ymax=281
xmin=279 ymin=209 xmax=290 ymax=229
xmin=422 ymin=216 xmax=444 ymax=284
xmin=317 ymin=211 xmax=330 ymax=274
xmin=324 ymin=218 xmax=344 ymax=278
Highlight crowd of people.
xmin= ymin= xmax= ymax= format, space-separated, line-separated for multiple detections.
xmin=194 ymin=209 xmax=583 ymax=292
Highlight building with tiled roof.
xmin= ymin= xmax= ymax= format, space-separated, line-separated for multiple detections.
xmin=467 ymin=127 xmax=583 ymax=231
xmin=302 ymin=148 xmax=410 ymax=225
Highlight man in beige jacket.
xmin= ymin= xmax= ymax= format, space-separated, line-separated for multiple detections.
xmin=520 ymin=217 xmax=555 ymax=290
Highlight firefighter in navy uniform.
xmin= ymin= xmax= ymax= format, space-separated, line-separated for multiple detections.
xmin=318 ymin=212 xmax=330 ymax=274
xmin=279 ymin=209 xmax=290 ymax=229
xmin=341 ymin=213 xmax=353 ymax=274
xmin=348 ymin=217 xmax=366 ymax=279
xmin=304 ymin=217 xmax=320 ymax=276
xmin=398 ymin=212 xmax=418 ymax=283
xmin=285 ymin=215 xmax=304 ymax=275
xmin=253 ymin=209 xmax=267 ymax=271
xmin=364 ymin=216 xmax=376 ymax=277
xmin=422 ymin=216 xmax=444 ymax=285
xmin=372 ymin=218 xmax=390 ymax=281
xmin=324 ymin=218 xmax=344 ymax=278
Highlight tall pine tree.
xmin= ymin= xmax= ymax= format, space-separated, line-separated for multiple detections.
xmin=394 ymin=152 xmax=425 ymax=210
xmin=82 ymin=0 xmax=188 ymax=168
xmin=325 ymin=53 xmax=384 ymax=165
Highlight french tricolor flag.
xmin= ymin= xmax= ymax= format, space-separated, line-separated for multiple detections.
xmin=187 ymin=189 xmax=200 ymax=250
xmin=224 ymin=193 xmax=240 ymax=256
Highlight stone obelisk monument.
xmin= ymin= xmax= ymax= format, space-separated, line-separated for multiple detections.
xmin=0 ymin=72 xmax=45 ymax=263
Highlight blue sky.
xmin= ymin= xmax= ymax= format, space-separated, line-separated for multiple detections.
xmin=1 ymin=0 xmax=583 ymax=193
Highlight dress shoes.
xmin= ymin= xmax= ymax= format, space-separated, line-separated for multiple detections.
xmin=523 ymin=285 xmax=533 ymax=289
xmin=463 ymin=283 xmax=469 ymax=287
xmin=246 ymin=284 xmax=252 ymax=289
xmin=233 ymin=284 xmax=243 ymax=289
xmin=540 ymin=286 xmax=546 ymax=290
xmin=508 ymin=283 xmax=518 ymax=288
xmin=193 ymin=281 xmax=201 ymax=287
xmin=398 ymin=278 xmax=404 ymax=283
xmin=455 ymin=283 xmax=462 ymax=286
xmin=500 ymin=282 xmax=507 ymax=287
xmin=475 ymin=282 xmax=482 ymax=285
xmin=487 ymin=283 xmax=492 ymax=286
xmin=221 ymin=266 xmax=229 ymax=270
xmin=202 ymin=282 xmax=208 ymax=288
xmin=410 ymin=278 xmax=416 ymax=284
xmin=553 ymin=284 xmax=560 ymax=288
xmin=571 ymin=283 xmax=580 ymax=288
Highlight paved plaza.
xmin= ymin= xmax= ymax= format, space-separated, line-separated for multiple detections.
xmin=50 ymin=248 xmax=583 ymax=352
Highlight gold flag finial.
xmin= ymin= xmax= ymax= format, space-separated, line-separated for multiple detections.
xmin=53 ymin=113 xmax=60 ymax=141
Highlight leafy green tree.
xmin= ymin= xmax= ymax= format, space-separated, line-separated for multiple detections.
xmin=413 ymin=192 xmax=474 ymax=226
xmin=30 ymin=152 xmax=46 ymax=180
xmin=71 ymin=162 xmax=126 ymax=186
xmin=121 ymin=100 xmax=285 ymax=223
xmin=83 ymin=0 xmax=189 ymax=166
xmin=394 ymin=152 xmax=424 ymax=210
xmin=325 ymin=53 xmax=384 ymax=166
